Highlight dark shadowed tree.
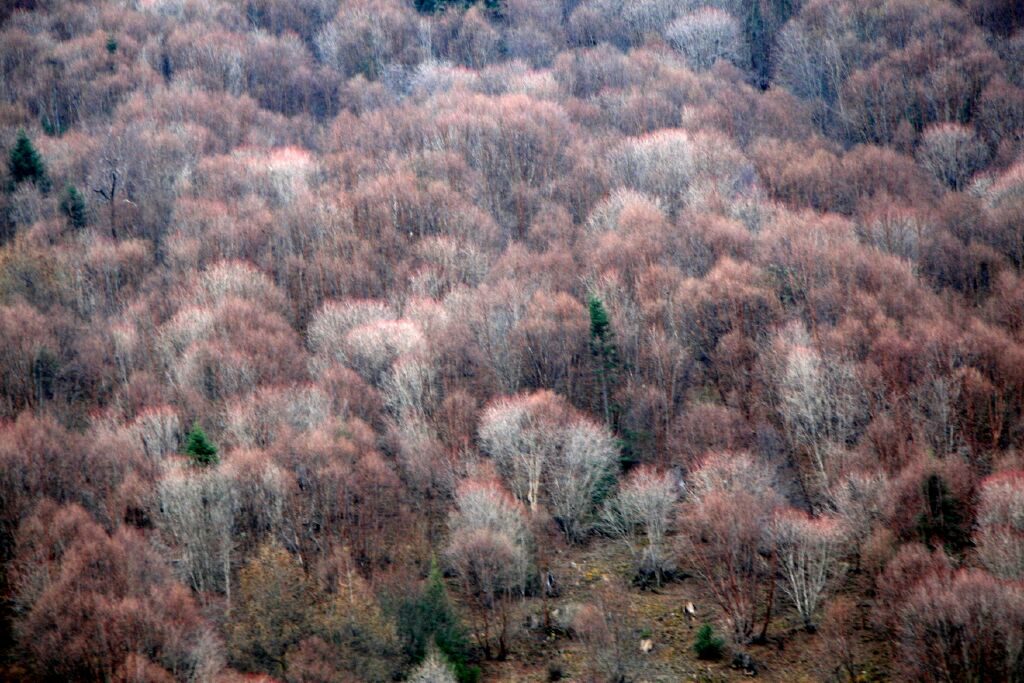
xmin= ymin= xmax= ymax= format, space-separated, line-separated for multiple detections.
xmin=8 ymin=130 xmax=49 ymax=192
xmin=589 ymin=295 xmax=620 ymax=427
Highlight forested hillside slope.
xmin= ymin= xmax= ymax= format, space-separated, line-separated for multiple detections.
xmin=1 ymin=0 xmax=1024 ymax=680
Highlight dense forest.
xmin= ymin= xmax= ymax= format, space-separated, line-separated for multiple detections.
xmin=1 ymin=0 xmax=1024 ymax=680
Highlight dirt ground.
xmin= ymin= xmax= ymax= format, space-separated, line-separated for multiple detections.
xmin=472 ymin=539 xmax=892 ymax=683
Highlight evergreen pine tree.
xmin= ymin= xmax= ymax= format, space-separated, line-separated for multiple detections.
xmin=588 ymin=296 xmax=619 ymax=427
xmin=59 ymin=185 xmax=87 ymax=229
xmin=746 ymin=0 xmax=769 ymax=89
xmin=413 ymin=0 xmax=501 ymax=14
xmin=396 ymin=558 xmax=478 ymax=683
xmin=184 ymin=423 xmax=219 ymax=466
xmin=422 ymin=559 xmax=465 ymax=664
xmin=693 ymin=623 xmax=725 ymax=660
xmin=8 ymin=130 xmax=50 ymax=192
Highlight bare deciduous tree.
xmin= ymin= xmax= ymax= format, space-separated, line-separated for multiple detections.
xmin=896 ymin=569 xmax=1024 ymax=682
xmin=610 ymin=130 xmax=695 ymax=218
xmin=307 ymin=298 xmax=394 ymax=374
xmin=916 ymin=123 xmax=989 ymax=190
xmin=829 ymin=469 xmax=891 ymax=567
xmin=342 ymin=320 xmax=427 ymax=387
xmin=666 ymin=9 xmax=746 ymax=72
xmin=478 ymin=392 xmax=561 ymax=514
xmin=157 ymin=466 xmax=237 ymax=605
xmin=478 ymin=391 xmax=618 ymax=541
xmin=686 ymin=450 xmax=779 ymax=502
xmin=446 ymin=477 xmax=533 ymax=659
xmin=572 ymin=581 xmax=637 ymax=683
xmin=129 ymin=406 xmax=180 ymax=464
xmin=974 ymin=470 xmax=1024 ymax=580
xmin=547 ymin=419 xmax=619 ymax=543
xmin=772 ymin=509 xmax=848 ymax=630
xmin=679 ymin=487 xmax=775 ymax=644
xmin=601 ymin=466 xmax=679 ymax=586
xmin=775 ymin=326 xmax=867 ymax=501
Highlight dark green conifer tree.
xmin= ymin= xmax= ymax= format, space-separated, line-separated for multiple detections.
xmin=694 ymin=623 xmax=725 ymax=660
xmin=184 ymin=423 xmax=219 ymax=466
xmin=746 ymin=0 xmax=769 ymax=89
xmin=8 ymin=130 xmax=50 ymax=192
xmin=396 ymin=558 xmax=478 ymax=683
xmin=588 ymin=296 xmax=619 ymax=427
xmin=59 ymin=185 xmax=87 ymax=229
